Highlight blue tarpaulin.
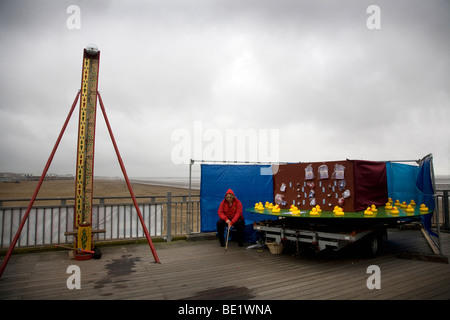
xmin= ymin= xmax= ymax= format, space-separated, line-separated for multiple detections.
xmin=386 ymin=159 xmax=436 ymax=236
xmin=200 ymin=164 xmax=276 ymax=233
xmin=416 ymin=157 xmax=436 ymax=236
xmin=386 ymin=162 xmax=422 ymax=204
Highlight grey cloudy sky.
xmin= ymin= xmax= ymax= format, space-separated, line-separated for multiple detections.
xmin=0 ymin=0 xmax=449 ymax=179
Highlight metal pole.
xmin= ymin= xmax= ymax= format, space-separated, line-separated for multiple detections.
xmin=0 ymin=91 xmax=80 ymax=279
xmin=443 ymin=190 xmax=450 ymax=230
xmin=166 ymin=192 xmax=172 ymax=241
xmin=97 ymin=92 xmax=160 ymax=263
xmin=188 ymin=159 xmax=193 ymax=234
xmin=225 ymin=226 xmax=230 ymax=252
xmin=429 ymin=154 xmax=442 ymax=255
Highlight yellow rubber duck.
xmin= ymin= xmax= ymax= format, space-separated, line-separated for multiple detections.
xmin=265 ymin=202 xmax=273 ymax=210
xmin=391 ymin=206 xmax=399 ymax=215
xmin=388 ymin=198 xmax=393 ymax=204
xmin=315 ymin=205 xmax=322 ymax=213
xmin=400 ymin=201 xmax=408 ymax=208
xmin=290 ymin=205 xmax=300 ymax=215
xmin=394 ymin=199 xmax=401 ymax=207
xmin=309 ymin=207 xmax=320 ymax=216
xmin=364 ymin=207 xmax=374 ymax=215
xmin=385 ymin=202 xmax=393 ymax=210
xmin=272 ymin=205 xmax=281 ymax=213
xmin=419 ymin=204 xmax=428 ymax=212
xmin=333 ymin=206 xmax=344 ymax=216
xmin=254 ymin=202 xmax=264 ymax=211
xmin=406 ymin=205 xmax=414 ymax=214
xmin=370 ymin=204 xmax=378 ymax=212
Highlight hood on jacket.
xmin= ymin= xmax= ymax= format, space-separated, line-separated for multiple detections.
xmin=224 ymin=189 xmax=235 ymax=198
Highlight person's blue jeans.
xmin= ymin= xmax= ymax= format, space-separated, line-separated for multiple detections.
xmin=217 ymin=218 xmax=245 ymax=247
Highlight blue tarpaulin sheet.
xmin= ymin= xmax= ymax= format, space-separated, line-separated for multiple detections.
xmin=200 ymin=164 xmax=276 ymax=233
xmin=386 ymin=162 xmax=422 ymax=204
xmin=416 ymin=157 xmax=436 ymax=236
xmin=386 ymin=159 xmax=436 ymax=236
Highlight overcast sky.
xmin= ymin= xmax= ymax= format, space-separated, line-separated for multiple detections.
xmin=0 ymin=0 xmax=449 ymax=179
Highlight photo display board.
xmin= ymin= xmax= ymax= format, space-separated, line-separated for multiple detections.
xmin=273 ymin=160 xmax=356 ymax=212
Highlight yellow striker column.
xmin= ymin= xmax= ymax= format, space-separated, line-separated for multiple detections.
xmin=74 ymin=45 xmax=100 ymax=260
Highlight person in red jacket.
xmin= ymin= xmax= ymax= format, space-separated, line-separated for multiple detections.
xmin=217 ymin=189 xmax=245 ymax=247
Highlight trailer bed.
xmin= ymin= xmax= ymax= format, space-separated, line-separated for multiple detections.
xmin=248 ymin=206 xmax=431 ymax=255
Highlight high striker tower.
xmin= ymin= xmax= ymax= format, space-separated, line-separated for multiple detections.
xmin=73 ymin=44 xmax=100 ymax=259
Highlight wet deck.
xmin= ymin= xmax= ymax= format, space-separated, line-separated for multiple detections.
xmin=0 ymin=228 xmax=449 ymax=300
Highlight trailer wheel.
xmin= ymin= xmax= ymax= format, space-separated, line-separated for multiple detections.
xmin=364 ymin=229 xmax=387 ymax=257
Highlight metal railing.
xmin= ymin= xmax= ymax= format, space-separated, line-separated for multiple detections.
xmin=1 ymin=189 xmax=448 ymax=250
xmin=435 ymin=189 xmax=450 ymax=231
xmin=0 ymin=192 xmax=200 ymax=249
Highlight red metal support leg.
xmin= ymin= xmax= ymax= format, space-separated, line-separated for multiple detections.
xmin=0 ymin=91 xmax=81 ymax=279
xmin=97 ymin=92 xmax=161 ymax=264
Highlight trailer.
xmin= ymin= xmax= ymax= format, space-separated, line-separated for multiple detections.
xmin=249 ymin=205 xmax=430 ymax=256
xmin=254 ymin=219 xmax=388 ymax=256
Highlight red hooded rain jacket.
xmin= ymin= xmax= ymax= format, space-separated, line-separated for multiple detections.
xmin=217 ymin=189 xmax=243 ymax=226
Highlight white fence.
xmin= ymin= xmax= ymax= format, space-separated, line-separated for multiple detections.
xmin=0 ymin=193 xmax=200 ymax=249
xmin=0 ymin=204 xmax=162 ymax=249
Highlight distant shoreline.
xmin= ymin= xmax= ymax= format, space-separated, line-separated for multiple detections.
xmin=130 ymin=178 xmax=200 ymax=191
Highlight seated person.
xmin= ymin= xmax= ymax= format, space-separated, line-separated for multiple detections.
xmin=217 ymin=189 xmax=245 ymax=247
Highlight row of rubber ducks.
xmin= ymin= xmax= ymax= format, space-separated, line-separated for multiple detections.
xmin=385 ymin=198 xmax=429 ymax=214
xmin=255 ymin=198 xmax=430 ymax=216
xmin=310 ymin=205 xmax=345 ymax=216
xmin=255 ymin=202 xmax=304 ymax=215
xmin=254 ymin=202 xmax=283 ymax=213
xmin=256 ymin=202 xmax=348 ymax=217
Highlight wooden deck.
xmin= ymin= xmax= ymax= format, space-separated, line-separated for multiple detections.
xmin=0 ymin=227 xmax=449 ymax=301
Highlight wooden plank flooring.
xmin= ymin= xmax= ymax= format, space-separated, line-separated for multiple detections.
xmin=0 ymin=228 xmax=449 ymax=300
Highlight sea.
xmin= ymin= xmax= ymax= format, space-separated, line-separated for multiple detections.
xmin=130 ymin=176 xmax=201 ymax=190
xmin=435 ymin=176 xmax=450 ymax=191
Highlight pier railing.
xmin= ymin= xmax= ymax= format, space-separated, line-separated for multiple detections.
xmin=0 ymin=192 xmax=200 ymax=250
xmin=1 ymin=190 xmax=449 ymax=251
xmin=435 ymin=189 xmax=450 ymax=231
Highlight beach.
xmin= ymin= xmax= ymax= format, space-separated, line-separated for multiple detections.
xmin=0 ymin=178 xmax=195 ymax=206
